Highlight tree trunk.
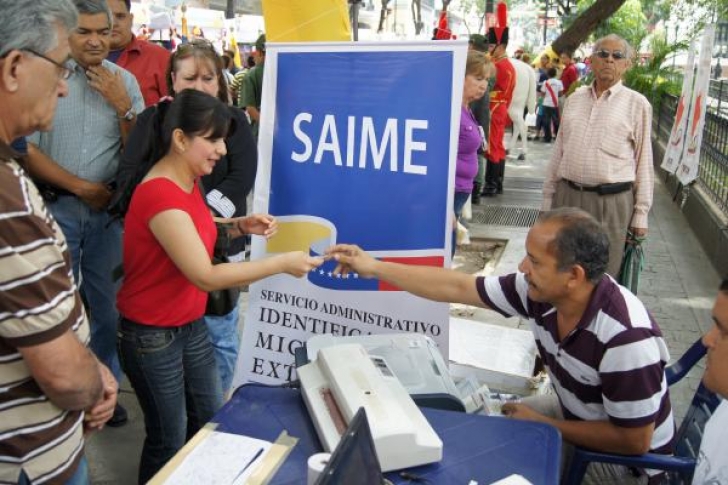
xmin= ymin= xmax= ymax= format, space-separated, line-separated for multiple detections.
xmin=551 ymin=0 xmax=627 ymax=55
xmin=411 ymin=0 xmax=423 ymax=35
xmin=378 ymin=0 xmax=391 ymax=33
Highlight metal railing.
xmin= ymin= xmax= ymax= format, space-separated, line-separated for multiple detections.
xmin=708 ymin=79 xmax=728 ymax=117
xmin=656 ymin=91 xmax=728 ymax=215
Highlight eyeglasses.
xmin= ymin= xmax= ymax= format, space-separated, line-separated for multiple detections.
xmin=23 ymin=49 xmax=74 ymax=80
xmin=594 ymin=49 xmax=626 ymax=61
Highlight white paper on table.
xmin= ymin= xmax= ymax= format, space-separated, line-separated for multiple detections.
xmin=489 ymin=474 xmax=534 ymax=485
xmin=449 ymin=317 xmax=537 ymax=378
xmin=163 ymin=431 xmax=272 ymax=485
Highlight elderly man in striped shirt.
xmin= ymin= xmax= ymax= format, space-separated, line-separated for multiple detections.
xmin=327 ymin=207 xmax=674 ymax=484
xmin=0 ymin=0 xmax=117 ymax=483
xmin=542 ymin=34 xmax=654 ymax=277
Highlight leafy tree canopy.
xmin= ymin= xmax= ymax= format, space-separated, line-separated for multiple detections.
xmin=568 ymin=0 xmax=647 ymax=50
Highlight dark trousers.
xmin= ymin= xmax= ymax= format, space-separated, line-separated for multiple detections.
xmin=553 ymin=180 xmax=634 ymax=277
xmin=118 ymin=317 xmax=223 ymax=484
xmin=541 ymin=106 xmax=560 ymax=142
xmin=543 ymin=106 xmax=559 ymax=143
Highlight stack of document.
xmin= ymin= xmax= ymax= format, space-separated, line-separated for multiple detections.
xmin=448 ymin=317 xmax=539 ymax=395
xmin=162 ymin=431 xmax=271 ymax=485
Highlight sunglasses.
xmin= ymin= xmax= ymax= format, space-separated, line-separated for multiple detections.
xmin=594 ymin=49 xmax=626 ymax=60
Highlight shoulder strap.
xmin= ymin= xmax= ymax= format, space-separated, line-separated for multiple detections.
xmin=545 ymin=82 xmax=559 ymax=112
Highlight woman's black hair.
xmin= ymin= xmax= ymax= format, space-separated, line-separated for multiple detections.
xmin=108 ymin=91 xmax=234 ymax=220
xmin=161 ymin=89 xmax=232 ymax=156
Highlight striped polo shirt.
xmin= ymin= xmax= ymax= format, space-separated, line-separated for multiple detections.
xmin=0 ymin=145 xmax=90 ymax=484
xmin=477 ymin=272 xmax=674 ymax=453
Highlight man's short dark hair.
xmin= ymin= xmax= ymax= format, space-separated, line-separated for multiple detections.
xmin=538 ymin=208 xmax=609 ymax=283
xmin=547 ymin=67 xmax=557 ymax=78
xmin=74 ymin=0 xmax=112 ymax=26
xmin=468 ymin=34 xmax=488 ymax=53
xmin=720 ymin=278 xmax=728 ymax=293
xmin=255 ymin=34 xmax=266 ymax=53
xmin=123 ymin=0 xmax=131 ymax=12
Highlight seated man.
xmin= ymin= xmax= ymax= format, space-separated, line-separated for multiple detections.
xmin=692 ymin=278 xmax=728 ymax=484
xmin=327 ymin=207 xmax=674 ymax=484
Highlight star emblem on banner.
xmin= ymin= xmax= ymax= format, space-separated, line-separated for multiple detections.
xmin=310 ymin=267 xmax=360 ymax=279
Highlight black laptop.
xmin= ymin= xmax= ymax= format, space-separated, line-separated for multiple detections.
xmin=315 ymin=407 xmax=390 ymax=485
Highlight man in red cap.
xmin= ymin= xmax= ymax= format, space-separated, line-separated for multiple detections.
xmin=482 ymin=2 xmax=516 ymax=197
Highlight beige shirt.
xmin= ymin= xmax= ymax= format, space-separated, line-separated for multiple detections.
xmin=542 ymin=81 xmax=654 ymax=228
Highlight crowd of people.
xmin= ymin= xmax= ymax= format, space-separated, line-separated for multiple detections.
xmin=0 ymin=0 xmax=725 ymax=484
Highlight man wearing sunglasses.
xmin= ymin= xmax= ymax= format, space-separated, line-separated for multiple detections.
xmin=542 ymin=34 xmax=654 ymax=278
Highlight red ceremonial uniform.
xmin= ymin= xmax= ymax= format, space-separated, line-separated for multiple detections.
xmin=487 ymin=55 xmax=516 ymax=163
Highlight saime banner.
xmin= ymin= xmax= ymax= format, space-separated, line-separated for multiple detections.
xmin=677 ymin=25 xmax=716 ymax=185
xmin=233 ymin=42 xmax=467 ymax=386
xmin=661 ymin=39 xmax=695 ymax=174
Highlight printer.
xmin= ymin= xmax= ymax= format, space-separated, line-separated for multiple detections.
xmin=297 ymin=343 xmax=443 ymax=472
xmin=299 ymin=333 xmax=465 ymax=412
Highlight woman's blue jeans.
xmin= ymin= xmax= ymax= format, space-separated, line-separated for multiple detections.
xmin=118 ymin=317 xmax=223 ymax=484
xmin=203 ymin=304 xmax=240 ymax=395
xmin=452 ymin=191 xmax=471 ymax=257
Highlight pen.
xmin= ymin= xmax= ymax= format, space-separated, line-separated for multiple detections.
xmin=230 ymin=447 xmax=265 ymax=484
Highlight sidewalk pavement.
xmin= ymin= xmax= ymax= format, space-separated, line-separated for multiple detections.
xmin=84 ymin=137 xmax=721 ymax=484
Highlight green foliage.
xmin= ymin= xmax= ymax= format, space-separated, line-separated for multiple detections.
xmin=457 ymin=0 xmax=488 ymax=34
xmin=573 ymin=0 xmax=648 ymax=51
xmin=623 ymin=31 xmax=687 ymax=105
xmin=641 ymin=0 xmax=671 ymax=27
xmin=668 ymin=0 xmax=728 ymax=42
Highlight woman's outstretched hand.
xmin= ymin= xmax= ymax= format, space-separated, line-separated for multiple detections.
xmin=275 ymin=251 xmax=325 ymax=278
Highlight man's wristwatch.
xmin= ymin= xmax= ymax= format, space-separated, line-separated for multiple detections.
xmin=119 ymin=107 xmax=135 ymax=121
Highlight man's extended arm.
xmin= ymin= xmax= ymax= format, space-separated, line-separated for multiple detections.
xmin=326 ymin=244 xmax=486 ymax=307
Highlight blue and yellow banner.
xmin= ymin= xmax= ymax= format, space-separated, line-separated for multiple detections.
xmin=234 ymin=41 xmax=468 ymax=386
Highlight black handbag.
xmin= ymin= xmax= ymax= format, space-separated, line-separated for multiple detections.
xmin=205 ymin=224 xmax=241 ymax=316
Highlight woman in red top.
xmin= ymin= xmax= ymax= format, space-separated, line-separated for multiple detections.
xmin=117 ymin=90 xmax=323 ymax=484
